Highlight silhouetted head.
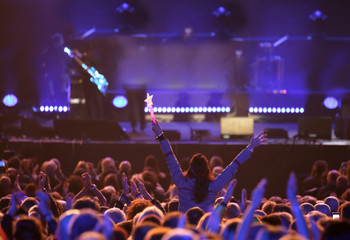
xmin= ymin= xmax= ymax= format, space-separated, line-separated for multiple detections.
xmin=186 ymin=154 xmax=211 ymax=179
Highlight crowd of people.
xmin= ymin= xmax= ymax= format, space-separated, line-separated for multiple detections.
xmin=0 ymin=120 xmax=350 ymax=239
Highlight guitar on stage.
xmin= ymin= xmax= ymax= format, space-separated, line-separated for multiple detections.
xmin=64 ymin=47 xmax=108 ymax=94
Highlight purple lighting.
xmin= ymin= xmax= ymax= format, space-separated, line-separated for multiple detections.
xmin=323 ymin=97 xmax=339 ymax=110
xmin=3 ymin=94 xmax=18 ymax=107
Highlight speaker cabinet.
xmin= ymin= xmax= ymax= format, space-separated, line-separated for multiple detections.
xmin=298 ymin=117 xmax=332 ymax=140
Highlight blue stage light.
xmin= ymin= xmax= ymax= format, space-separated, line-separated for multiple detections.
xmin=323 ymin=97 xmax=338 ymax=110
xmin=113 ymin=95 xmax=128 ymax=108
xmin=3 ymin=94 xmax=18 ymax=107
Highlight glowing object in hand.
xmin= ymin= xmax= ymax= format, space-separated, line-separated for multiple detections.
xmin=145 ymin=93 xmax=156 ymax=123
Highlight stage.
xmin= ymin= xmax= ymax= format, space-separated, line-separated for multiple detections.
xmin=2 ymin=119 xmax=350 ymax=198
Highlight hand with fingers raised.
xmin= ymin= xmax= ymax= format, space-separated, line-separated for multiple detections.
xmin=247 ymin=131 xmax=268 ymax=152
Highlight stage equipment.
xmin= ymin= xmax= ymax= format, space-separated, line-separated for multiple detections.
xmin=54 ymin=119 xmax=129 ymax=141
xmin=297 ymin=116 xmax=332 ymax=140
xmin=220 ymin=117 xmax=254 ymax=139
xmin=163 ymin=130 xmax=181 ymax=141
xmin=263 ymin=128 xmax=288 ymax=139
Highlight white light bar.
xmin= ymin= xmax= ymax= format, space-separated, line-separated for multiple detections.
xmin=249 ymin=107 xmax=304 ymax=114
xmin=144 ymin=106 xmax=231 ymax=113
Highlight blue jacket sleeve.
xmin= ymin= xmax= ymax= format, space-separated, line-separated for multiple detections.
xmin=211 ymin=148 xmax=251 ymax=192
xmin=159 ymin=139 xmax=185 ymax=187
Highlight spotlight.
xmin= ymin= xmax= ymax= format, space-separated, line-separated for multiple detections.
xmin=116 ymin=2 xmax=135 ymax=13
xmin=213 ymin=6 xmax=231 ymax=17
xmin=112 ymin=95 xmax=128 ymax=108
xmin=309 ymin=10 xmax=327 ymax=21
xmin=3 ymin=94 xmax=18 ymax=107
xmin=323 ymin=97 xmax=339 ymax=110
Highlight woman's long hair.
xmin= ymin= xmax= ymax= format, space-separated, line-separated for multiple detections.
xmin=185 ymin=153 xmax=214 ymax=203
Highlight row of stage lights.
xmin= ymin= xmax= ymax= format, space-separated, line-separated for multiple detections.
xmin=144 ymin=106 xmax=231 ymax=114
xmin=249 ymin=107 xmax=305 ymax=114
xmin=39 ymin=106 xmax=69 ymax=113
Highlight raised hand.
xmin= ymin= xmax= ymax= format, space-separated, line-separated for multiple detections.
xmin=287 ymin=172 xmax=297 ymax=201
xmin=223 ymin=179 xmax=237 ymax=204
xmin=239 ymin=188 xmax=247 ymax=212
xmin=251 ymin=178 xmax=267 ymax=209
xmin=122 ymin=173 xmax=129 ymax=196
xmin=38 ymin=171 xmax=47 ymax=190
xmin=129 ymin=178 xmax=139 ymax=198
xmin=82 ymin=172 xmax=93 ymax=189
xmin=248 ymin=131 xmax=268 ymax=150
xmin=134 ymin=177 xmax=152 ymax=200
xmin=13 ymin=174 xmax=21 ymax=192
xmin=37 ymin=191 xmax=50 ymax=213
xmin=66 ymin=192 xmax=74 ymax=210
xmin=151 ymin=120 xmax=163 ymax=136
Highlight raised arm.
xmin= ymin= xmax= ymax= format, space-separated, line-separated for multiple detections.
xmin=287 ymin=172 xmax=310 ymax=239
xmin=235 ymin=178 xmax=267 ymax=240
xmin=151 ymin=121 xmax=185 ymax=186
xmin=212 ymin=131 xmax=267 ymax=191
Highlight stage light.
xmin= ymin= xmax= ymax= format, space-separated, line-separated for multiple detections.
xmin=323 ymin=97 xmax=339 ymax=110
xmin=309 ymin=10 xmax=327 ymax=21
xmin=116 ymin=2 xmax=135 ymax=13
xmin=113 ymin=96 xmax=128 ymax=108
xmin=144 ymin=107 xmax=148 ymax=113
xmin=300 ymin=108 xmax=305 ymax=113
xmin=272 ymin=107 xmax=277 ymax=113
xmin=286 ymin=107 xmax=290 ymax=113
xmin=268 ymin=107 xmax=272 ymax=113
xmin=295 ymin=108 xmax=300 ymax=113
xmin=263 ymin=107 xmax=267 ymax=113
xmin=258 ymin=107 xmax=263 ymax=113
xmin=249 ymin=107 xmax=253 ymax=113
xmin=213 ymin=6 xmax=231 ymax=17
xmin=154 ymin=107 xmax=158 ymax=113
xmin=3 ymin=94 xmax=18 ymax=107
xmin=194 ymin=107 xmax=198 ymax=113
xmin=281 ymin=108 xmax=286 ymax=113
xmin=185 ymin=107 xmax=190 ymax=113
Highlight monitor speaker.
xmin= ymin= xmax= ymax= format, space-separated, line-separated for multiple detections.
xmin=298 ymin=116 xmax=332 ymax=140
